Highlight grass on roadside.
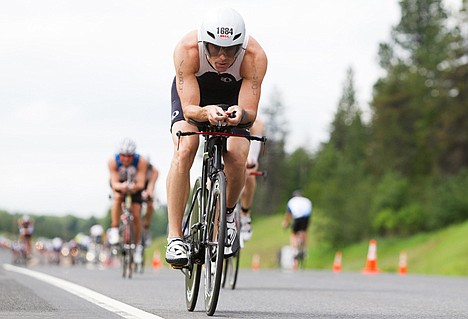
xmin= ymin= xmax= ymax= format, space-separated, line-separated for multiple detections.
xmin=145 ymin=213 xmax=468 ymax=276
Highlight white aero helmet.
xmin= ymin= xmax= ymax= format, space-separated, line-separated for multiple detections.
xmin=200 ymin=8 xmax=245 ymax=57
xmin=119 ymin=137 xmax=136 ymax=155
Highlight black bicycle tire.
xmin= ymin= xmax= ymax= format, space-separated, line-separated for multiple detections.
xmin=221 ymin=256 xmax=229 ymax=288
xmin=204 ymin=172 xmax=226 ymax=316
xmin=185 ymin=177 xmax=203 ymax=311
xmin=229 ymin=249 xmax=240 ymax=289
xmin=128 ymin=215 xmax=134 ymax=279
xmin=121 ymin=219 xmax=128 ymax=278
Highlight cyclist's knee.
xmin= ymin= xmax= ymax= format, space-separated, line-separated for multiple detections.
xmin=114 ymin=192 xmax=125 ymax=201
xmin=173 ymin=145 xmax=197 ymax=170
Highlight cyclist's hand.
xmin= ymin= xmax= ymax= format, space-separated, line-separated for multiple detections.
xmin=115 ymin=182 xmax=128 ymax=193
xmin=128 ymin=182 xmax=136 ymax=193
xmin=206 ymin=105 xmax=228 ymax=125
xmin=225 ymin=105 xmax=243 ymax=126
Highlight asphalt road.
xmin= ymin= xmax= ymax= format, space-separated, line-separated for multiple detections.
xmin=1 ymin=249 xmax=467 ymax=318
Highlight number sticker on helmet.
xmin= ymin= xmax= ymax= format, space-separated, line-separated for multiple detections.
xmin=217 ymin=27 xmax=234 ymax=38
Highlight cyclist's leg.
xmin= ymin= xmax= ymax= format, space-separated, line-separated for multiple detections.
xmin=109 ymin=191 xmax=124 ymax=245
xmin=167 ymin=120 xmax=199 ymax=239
xmin=166 ymin=120 xmax=199 ymax=265
xmin=131 ymin=202 xmax=142 ymax=245
xmin=224 ymin=137 xmax=249 ymax=209
xmin=223 ymin=137 xmax=249 ymax=256
xmin=239 ymin=165 xmax=257 ymax=240
xmin=111 ymin=191 xmax=124 ymax=228
xmin=144 ymin=199 xmax=154 ymax=229
xmin=241 ymin=167 xmax=257 ymax=211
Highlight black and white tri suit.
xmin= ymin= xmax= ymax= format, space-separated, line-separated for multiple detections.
xmin=170 ymin=30 xmax=250 ymax=129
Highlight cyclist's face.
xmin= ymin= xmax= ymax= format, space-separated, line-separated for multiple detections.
xmin=119 ymin=153 xmax=133 ymax=166
xmin=205 ymin=43 xmax=241 ymax=72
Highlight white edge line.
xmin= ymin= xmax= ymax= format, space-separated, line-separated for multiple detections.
xmin=3 ymin=263 xmax=164 ymax=319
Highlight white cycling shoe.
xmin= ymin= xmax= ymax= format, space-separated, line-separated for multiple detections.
xmin=240 ymin=215 xmax=253 ymax=242
xmin=224 ymin=220 xmax=240 ymax=258
xmin=108 ymin=227 xmax=119 ymax=245
xmin=165 ymin=238 xmax=188 ymax=267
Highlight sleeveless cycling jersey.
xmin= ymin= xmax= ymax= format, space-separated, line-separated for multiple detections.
xmin=195 ymin=30 xmax=249 ymax=106
xmin=287 ymin=196 xmax=313 ymax=219
xmin=115 ymin=153 xmax=140 ymax=183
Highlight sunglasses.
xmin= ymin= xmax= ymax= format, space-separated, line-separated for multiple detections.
xmin=204 ymin=42 xmax=242 ymax=58
xmin=120 ymin=153 xmax=134 ymax=158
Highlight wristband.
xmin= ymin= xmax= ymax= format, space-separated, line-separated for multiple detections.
xmin=241 ymin=111 xmax=247 ymax=123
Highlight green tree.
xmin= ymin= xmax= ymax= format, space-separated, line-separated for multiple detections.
xmin=254 ymin=87 xmax=288 ymax=215
xmin=308 ymin=67 xmax=372 ymax=246
xmin=371 ymin=0 xmax=457 ymax=177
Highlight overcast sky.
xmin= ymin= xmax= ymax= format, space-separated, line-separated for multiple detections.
xmin=0 ymin=0 xmax=462 ymax=218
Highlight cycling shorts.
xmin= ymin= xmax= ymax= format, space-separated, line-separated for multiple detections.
xmin=292 ymin=216 xmax=310 ymax=233
xmin=109 ymin=180 xmax=143 ymax=204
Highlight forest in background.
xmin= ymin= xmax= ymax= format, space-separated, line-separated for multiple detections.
xmin=254 ymin=0 xmax=468 ymax=248
xmin=1 ymin=0 xmax=467 ymax=248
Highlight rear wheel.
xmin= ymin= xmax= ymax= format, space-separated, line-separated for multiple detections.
xmin=204 ymin=172 xmax=226 ymax=316
xmin=223 ymin=249 xmax=240 ymax=289
xmin=185 ymin=177 xmax=203 ymax=311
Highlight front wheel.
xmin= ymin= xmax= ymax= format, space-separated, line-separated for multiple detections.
xmin=185 ymin=177 xmax=204 ymax=311
xmin=204 ymin=172 xmax=226 ymax=316
xmin=121 ymin=214 xmax=134 ymax=279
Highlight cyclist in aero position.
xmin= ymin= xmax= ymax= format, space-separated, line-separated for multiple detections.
xmin=18 ymin=214 xmax=34 ymax=257
xmin=108 ymin=138 xmax=148 ymax=262
xmin=166 ymin=7 xmax=268 ymax=266
xmin=239 ymin=117 xmax=265 ymax=241
xmin=282 ymin=190 xmax=313 ymax=266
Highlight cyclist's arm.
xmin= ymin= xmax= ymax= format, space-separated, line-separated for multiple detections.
xmin=108 ymin=159 xmax=125 ymax=192
xmin=234 ymin=36 xmax=268 ymax=125
xmin=173 ymin=31 xmax=228 ymax=125
xmin=282 ymin=208 xmax=293 ymax=228
xmin=134 ymin=157 xmax=148 ymax=193
xmin=145 ymin=166 xmax=159 ymax=196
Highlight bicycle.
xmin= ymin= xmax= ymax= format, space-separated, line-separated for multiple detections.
xmin=176 ymin=106 xmax=266 ymax=316
xmin=294 ymin=236 xmax=306 ymax=269
xmin=222 ymin=170 xmax=267 ymax=290
xmin=119 ymin=184 xmax=135 ymax=279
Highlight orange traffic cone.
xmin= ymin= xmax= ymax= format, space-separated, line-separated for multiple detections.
xmin=398 ymin=251 xmax=407 ymax=275
xmin=333 ymin=251 xmax=342 ymax=273
xmin=152 ymin=250 xmax=162 ymax=269
xmin=362 ymin=239 xmax=381 ymax=274
xmin=252 ymin=254 xmax=260 ymax=271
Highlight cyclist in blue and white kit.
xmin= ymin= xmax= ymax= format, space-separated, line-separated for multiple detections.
xmin=166 ymin=7 xmax=268 ymax=266
xmin=108 ymin=138 xmax=148 ymax=261
xmin=282 ymin=191 xmax=313 ymax=261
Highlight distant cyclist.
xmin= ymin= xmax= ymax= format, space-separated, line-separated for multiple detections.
xmin=17 ymin=214 xmax=34 ymax=257
xmin=282 ymin=191 xmax=312 ymax=263
xmin=90 ymin=224 xmax=104 ymax=245
xmin=239 ymin=117 xmax=265 ymax=241
xmin=108 ymin=137 xmax=148 ymax=262
xmin=165 ymin=7 xmax=268 ymax=266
